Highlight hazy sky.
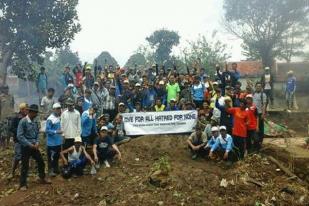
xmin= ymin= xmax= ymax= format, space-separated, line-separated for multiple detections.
xmin=70 ymin=0 xmax=243 ymax=66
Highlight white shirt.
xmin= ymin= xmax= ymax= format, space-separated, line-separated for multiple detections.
xmin=61 ymin=109 xmax=81 ymax=139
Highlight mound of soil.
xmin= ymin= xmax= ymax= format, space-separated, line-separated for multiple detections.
xmin=0 ymin=135 xmax=308 ymax=206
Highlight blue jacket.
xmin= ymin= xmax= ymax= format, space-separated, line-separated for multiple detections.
xmin=17 ymin=116 xmax=39 ymax=147
xmin=81 ymin=110 xmax=97 ymax=137
xmin=82 ymin=98 xmax=93 ymax=112
xmin=211 ymin=134 xmax=233 ymax=152
xmin=45 ymin=113 xmax=62 ymax=146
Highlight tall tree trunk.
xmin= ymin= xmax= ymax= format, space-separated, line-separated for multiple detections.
xmin=0 ymin=50 xmax=13 ymax=86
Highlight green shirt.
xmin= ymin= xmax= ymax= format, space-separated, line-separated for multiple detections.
xmin=166 ymin=83 xmax=180 ymax=103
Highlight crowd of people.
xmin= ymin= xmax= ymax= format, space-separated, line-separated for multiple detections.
xmin=8 ymin=62 xmax=297 ymax=190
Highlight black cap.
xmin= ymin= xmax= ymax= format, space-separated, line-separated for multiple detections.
xmin=28 ymin=104 xmax=39 ymax=113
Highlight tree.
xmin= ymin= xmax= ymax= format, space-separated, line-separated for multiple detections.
xmin=182 ymin=32 xmax=231 ymax=74
xmin=223 ymin=0 xmax=309 ymax=67
xmin=146 ymin=29 xmax=180 ymax=65
xmin=277 ymin=26 xmax=309 ymax=62
xmin=0 ymin=0 xmax=80 ymax=84
xmin=54 ymin=46 xmax=81 ymax=70
xmin=124 ymin=53 xmax=146 ymax=70
xmin=94 ymin=51 xmax=118 ymax=69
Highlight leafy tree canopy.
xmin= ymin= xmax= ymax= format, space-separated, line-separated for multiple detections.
xmin=146 ymin=29 xmax=180 ymax=65
xmin=0 ymin=0 xmax=80 ymax=83
xmin=223 ymin=0 xmax=309 ymax=67
xmin=124 ymin=53 xmax=146 ymax=70
xmin=182 ymin=32 xmax=231 ymax=75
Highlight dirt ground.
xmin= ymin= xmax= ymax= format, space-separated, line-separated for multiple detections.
xmin=0 ymin=135 xmax=308 ymax=206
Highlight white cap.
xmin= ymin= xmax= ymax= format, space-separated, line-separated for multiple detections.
xmin=100 ymin=126 xmax=108 ymax=131
xmin=212 ymin=82 xmax=219 ymax=85
xmin=94 ymin=82 xmax=100 ymax=85
xmin=123 ymin=79 xmax=129 ymax=83
xmin=52 ymin=103 xmax=61 ymax=109
xmin=159 ymin=80 xmax=165 ymax=85
xmin=211 ymin=126 xmax=219 ymax=132
xmin=68 ymin=83 xmax=74 ymax=88
xmin=219 ymin=126 xmax=227 ymax=131
xmin=170 ymin=98 xmax=176 ymax=102
xmin=119 ymin=102 xmax=125 ymax=106
xmin=224 ymin=96 xmax=232 ymax=102
xmin=265 ymin=67 xmax=270 ymax=70
xmin=135 ymin=83 xmax=141 ymax=87
xmin=246 ymin=94 xmax=253 ymax=99
xmin=74 ymin=136 xmax=82 ymax=142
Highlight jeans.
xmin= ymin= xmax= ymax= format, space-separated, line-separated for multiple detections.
xmin=257 ymin=114 xmax=264 ymax=150
xmin=264 ymin=89 xmax=273 ymax=105
xmin=47 ymin=145 xmax=61 ymax=173
xmin=233 ymin=136 xmax=245 ymax=159
xmin=20 ymin=146 xmax=45 ymax=187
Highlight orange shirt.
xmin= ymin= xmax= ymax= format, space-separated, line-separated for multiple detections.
xmin=246 ymin=104 xmax=257 ymax=131
xmin=227 ymin=107 xmax=248 ymax=138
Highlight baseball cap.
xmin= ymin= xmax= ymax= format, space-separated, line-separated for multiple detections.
xmin=135 ymin=83 xmax=141 ymax=87
xmin=119 ymin=102 xmax=125 ymax=106
xmin=52 ymin=103 xmax=61 ymax=109
xmin=219 ymin=126 xmax=227 ymax=131
xmin=211 ymin=126 xmax=219 ymax=132
xmin=74 ymin=136 xmax=82 ymax=142
xmin=100 ymin=126 xmax=108 ymax=131
xmin=123 ymin=79 xmax=129 ymax=84
xmin=170 ymin=98 xmax=176 ymax=102
xmin=94 ymin=82 xmax=100 ymax=86
xmin=19 ymin=103 xmax=28 ymax=110
xmin=265 ymin=67 xmax=270 ymax=70
xmin=159 ymin=80 xmax=165 ymax=85
xmin=246 ymin=94 xmax=253 ymax=99
xmin=212 ymin=82 xmax=219 ymax=85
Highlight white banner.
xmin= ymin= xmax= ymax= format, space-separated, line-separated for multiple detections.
xmin=122 ymin=110 xmax=198 ymax=135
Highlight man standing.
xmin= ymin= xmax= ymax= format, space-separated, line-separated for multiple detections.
xmin=40 ymin=88 xmax=55 ymax=119
xmin=61 ymin=99 xmax=81 ymax=150
xmin=61 ymin=66 xmax=74 ymax=88
xmin=166 ymin=75 xmax=180 ymax=103
xmin=17 ymin=104 xmax=50 ymax=190
xmin=37 ymin=67 xmax=48 ymax=103
xmin=253 ymin=82 xmax=267 ymax=150
xmin=81 ymin=106 xmax=97 ymax=147
xmin=261 ymin=67 xmax=274 ymax=107
xmin=91 ymin=82 xmax=104 ymax=117
xmin=285 ymin=70 xmax=296 ymax=110
xmin=45 ymin=103 xmax=63 ymax=177
xmin=9 ymin=103 xmax=28 ymax=179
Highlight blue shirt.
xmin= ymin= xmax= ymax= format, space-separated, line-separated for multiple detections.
xmin=37 ymin=73 xmax=48 ymax=91
xmin=17 ymin=116 xmax=39 ymax=147
xmin=286 ymin=76 xmax=296 ymax=93
xmin=81 ymin=110 xmax=97 ymax=137
xmin=45 ymin=113 xmax=62 ymax=146
xmin=191 ymin=83 xmax=204 ymax=101
xmin=206 ymin=136 xmax=217 ymax=148
xmin=142 ymin=88 xmax=157 ymax=108
xmin=211 ymin=134 xmax=234 ymax=152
